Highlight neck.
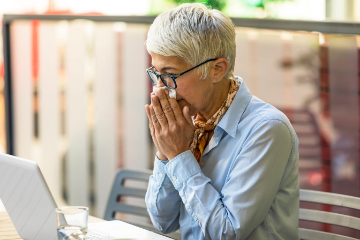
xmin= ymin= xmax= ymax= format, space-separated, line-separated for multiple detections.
xmin=197 ymin=78 xmax=231 ymax=122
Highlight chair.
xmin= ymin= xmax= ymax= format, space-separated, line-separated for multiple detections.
xmin=104 ymin=169 xmax=182 ymax=239
xmin=299 ymin=189 xmax=360 ymax=240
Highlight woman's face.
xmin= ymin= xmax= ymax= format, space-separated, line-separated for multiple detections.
xmin=150 ymin=52 xmax=215 ymax=117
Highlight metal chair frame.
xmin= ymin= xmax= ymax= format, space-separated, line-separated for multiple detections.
xmin=299 ymin=189 xmax=360 ymax=240
xmin=104 ymin=169 xmax=181 ymax=239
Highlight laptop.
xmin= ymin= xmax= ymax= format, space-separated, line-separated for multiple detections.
xmin=0 ymin=153 xmax=171 ymax=240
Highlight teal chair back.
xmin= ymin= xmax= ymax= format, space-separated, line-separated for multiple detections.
xmin=104 ymin=169 xmax=181 ymax=239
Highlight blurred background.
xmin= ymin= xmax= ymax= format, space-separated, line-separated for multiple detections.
xmin=1 ymin=0 xmax=360 ymax=238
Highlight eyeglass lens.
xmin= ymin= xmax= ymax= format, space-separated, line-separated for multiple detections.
xmin=148 ymin=71 xmax=176 ymax=89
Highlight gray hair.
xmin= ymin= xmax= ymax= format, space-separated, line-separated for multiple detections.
xmin=146 ymin=3 xmax=236 ymax=79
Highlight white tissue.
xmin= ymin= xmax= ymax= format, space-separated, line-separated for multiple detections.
xmin=153 ymin=86 xmax=177 ymax=99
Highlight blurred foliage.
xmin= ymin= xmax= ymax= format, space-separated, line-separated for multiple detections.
xmin=164 ymin=0 xmax=294 ymax=13
xmin=167 ymin=0 xmax=226 ymax=11
xmin=153 ymin=0 xmax=296 ymax=17
xmin=244 ymin=0 xmax=293 ymax=9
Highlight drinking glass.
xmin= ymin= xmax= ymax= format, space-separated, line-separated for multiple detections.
xmin=56 ymin=206 xmax=89 ymax=240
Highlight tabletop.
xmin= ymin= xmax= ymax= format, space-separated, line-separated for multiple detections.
xmin=0 ymin=211 xmax=105 ymax=240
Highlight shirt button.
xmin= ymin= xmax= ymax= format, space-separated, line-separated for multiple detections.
xmin=172 ymin=176 xmax=177 ymax=181
xmin=153 ymin=192 xmax=156 ymax=196
xmin=159 ymin=173 xmax=163 ymax=178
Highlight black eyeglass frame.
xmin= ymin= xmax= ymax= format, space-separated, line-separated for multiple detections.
xmin=146 ymin=58 xmax=218 ymax=89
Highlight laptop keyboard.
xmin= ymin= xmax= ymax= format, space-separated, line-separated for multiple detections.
xmin=87 ymin=230 xmax=114 ymax=240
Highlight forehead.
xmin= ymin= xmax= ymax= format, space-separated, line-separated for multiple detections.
xmin=150 ymin=52 xmax=190 ymax=70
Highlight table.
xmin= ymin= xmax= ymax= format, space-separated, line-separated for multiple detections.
xmin=0 ymin=211 xmax=105 ymax=240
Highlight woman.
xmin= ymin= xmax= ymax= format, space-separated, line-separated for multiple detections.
xmin=144 ymin=3 xmax=299 ymax=240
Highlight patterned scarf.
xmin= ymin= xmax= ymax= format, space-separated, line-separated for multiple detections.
xmin=190 ymin=78 xmax=240 ymax=164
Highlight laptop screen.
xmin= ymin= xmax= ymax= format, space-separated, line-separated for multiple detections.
xmin=0 ymin=153 xmax=58 ymax=240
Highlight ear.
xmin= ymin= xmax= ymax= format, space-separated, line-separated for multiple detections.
xmin=211 ymin=58 xmax=229 ymax=83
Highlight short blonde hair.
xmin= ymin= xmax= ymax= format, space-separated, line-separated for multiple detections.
xmin=146 ymin=3 xmax=236 ymax=79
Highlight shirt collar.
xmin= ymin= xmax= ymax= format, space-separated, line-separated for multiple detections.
xmin=217 ymin=76 xmax=252 ymax=138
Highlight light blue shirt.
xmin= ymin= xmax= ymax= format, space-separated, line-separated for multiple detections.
xmin=145 ymin=77 xmax=299 ymax=240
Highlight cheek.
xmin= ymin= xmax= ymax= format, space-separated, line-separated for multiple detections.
xmin=176 ymin=79 xmax=211 ymax=114
xmin=177 ymin=95 xmax=203 ymax=116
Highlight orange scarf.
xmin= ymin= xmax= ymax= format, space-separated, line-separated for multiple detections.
xmin=190 ymin=78 xmax=239 ymax=164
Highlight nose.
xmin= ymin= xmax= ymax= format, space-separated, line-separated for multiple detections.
xmin=157 ymin=76 xmax=166 ymax=88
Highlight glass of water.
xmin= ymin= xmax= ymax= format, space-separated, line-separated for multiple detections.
xmin=56 ymin=206 xmax=89 ymax=240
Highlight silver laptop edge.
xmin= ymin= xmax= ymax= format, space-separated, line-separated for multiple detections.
xmin=0 ymin=153 xmax=58 ymax=240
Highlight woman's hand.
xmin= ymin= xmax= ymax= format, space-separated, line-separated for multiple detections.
xmin=145 ymin=103 xmax=168 ymax=161
xmin=145 ymin=88 xmax=194 ymax=160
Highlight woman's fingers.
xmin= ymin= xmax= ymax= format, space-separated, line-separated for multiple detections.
xmin=151 ymin=94 xmax=168 ymax=130
xmin=156 ymin=89 xmax=176 ymax=124
xmin=165 ymin=92 xmax=183 ymax=121
xmin=182 ymin=106 xmax=194 ymax=127
xmin=150 ymin=105 xmax=162 ymax=132
xmin=145 ymin=105 xmax=154 ymax=132
xmin=146 ymin=105 xmax=164 ymax=155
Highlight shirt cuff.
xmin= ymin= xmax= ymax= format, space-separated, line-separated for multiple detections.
xmin=152 ymin=155 xmax=169 ymax=183
xmin=164 ymin=150 xmax=202 ymax=189
xmin=155 ymin=152 xmax=169 ymax=164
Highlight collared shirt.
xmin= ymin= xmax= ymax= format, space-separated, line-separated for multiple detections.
xmin=145 ymin=77 xmax=299 ymax=240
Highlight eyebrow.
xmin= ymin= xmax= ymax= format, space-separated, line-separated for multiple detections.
xmin=152 ymin=65 xmax=178 ymax=72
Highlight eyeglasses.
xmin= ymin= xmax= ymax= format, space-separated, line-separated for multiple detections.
xmin=146 ymin=58 xmax=218 ymax=89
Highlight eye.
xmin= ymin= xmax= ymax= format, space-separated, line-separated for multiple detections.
xmin=166 ymin=73 xmax=177 ymax=76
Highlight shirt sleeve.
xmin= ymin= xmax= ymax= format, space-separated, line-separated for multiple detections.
xmin=145 ymin=154 xmax=182 ymax=234
xmin=163 ymin=119 xmax=294 ymax=239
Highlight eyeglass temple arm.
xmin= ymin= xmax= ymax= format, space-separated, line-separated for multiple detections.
xmin=177 ymin=58 xmax=218 ymax=77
